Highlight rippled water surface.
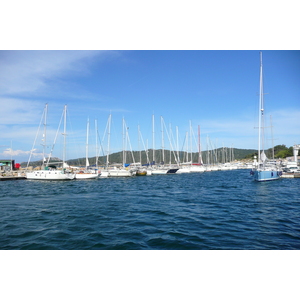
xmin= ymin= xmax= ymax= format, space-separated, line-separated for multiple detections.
xmin=1 ymin=170 xmax=299 ymax=249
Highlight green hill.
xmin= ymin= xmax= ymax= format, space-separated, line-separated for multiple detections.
xmin=27 ymin=148 xmax=256 ymax=167
xmin=22 ymin=145 xmax=293 ymax=167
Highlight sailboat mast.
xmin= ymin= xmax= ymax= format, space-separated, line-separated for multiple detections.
xmin=123 ymin=117 xmax=125 ymax=166
xmin=106 ymin=114 xmax=111 ymax=169
xmin=198 ymin=125 xmax=203 ymax=165
xmin=189 ymin=120 xmax=192 ymax=163
xmin=258 ymin=51 xmax=264 ymax=164
xmin=95 ymin=119 xmax=98 ymax=169
xmin=62 ymin=105 xmax=67 ymax=166
xmin=152 ymin=114 xmax=155 ymax=164
xmin=176 ymin=126 xmax=179 ymax=164
xmin=138 ymin=124 xmax=141 ymax=164
xmin=42 ymin=103 xmax=48 ymax=167
xmin=169 ymin=123 xmax=172 ymax=165
xmin=161 ymin=116 xmax=165 ymax=164
xmin=85 ymin=118 xmax=90 ymax=169
xmin=185 ymin=131 xmax=188 ymax=163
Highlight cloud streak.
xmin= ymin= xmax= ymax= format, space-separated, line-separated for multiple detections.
xmin=197 ymin=108 xmax=300 ymax=149
xmin=0 ymin=50 xmax=115 ymax=96
xmin=0 ymin=98 xmax=43 ymax=125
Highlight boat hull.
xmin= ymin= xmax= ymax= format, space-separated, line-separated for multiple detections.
xmin=75 ymin=173 xmax=99 ymax=179
xmin=26 ymin=170 xmax=75 ymax=180
xmin=107 ymin=169 xmax=136 ymax=177
xmin=176 ymin=168 xmax=191 ymax=174
xmin=253 ymin=170 xmax=281 ymax=182
xmin=189 ymin=166 xmax=206 ymax=172
xmin=136 ymin=170 xmax=147 ymax=176
xmin=151 ymin=169 xmax=169 ymax=175
xmin=167 ymin=168 xmax=179 ymax=174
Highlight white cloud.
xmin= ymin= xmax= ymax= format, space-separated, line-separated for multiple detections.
xmin=0 ymin=148 xmax=44 ymax=164
xmin=0 ymin=98 xmax=43 ymax=125
xmin=193 ymin=108 xmax=300 ymax=149
xmin=1 ymin=148 xmax=33 ymax=157
xmin=269 ymin=109 xmax=300 ymax=136
xmin=0 ymin=50 xmax=115 ymax=95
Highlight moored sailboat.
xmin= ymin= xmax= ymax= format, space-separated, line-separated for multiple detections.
xmin=100 ymin=116 xmax=136 ymax=177
xmin=75 ymin=118 xmax=99 ymax=179
xmin=251 ymin=52 xmax=281 ymax=182
xmin=26 ymin=104 xmax=75 ymax=180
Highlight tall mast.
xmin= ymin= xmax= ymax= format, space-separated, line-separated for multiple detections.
xmin=42 ymin=103 xmax=48 ymax=167
xmin=206 ymin=135 xmax=210 ymax=165
xmin=95 ymin=119 xmax=98 ymax=169
xmin=106 ymin=114 xmax=111 ymax=169
xmin=138 ymin=124 xmax=141 ymax=164
xmin=189 ymin=120 xmax=192 ymax=163
xmin=176 ymin=126 xmax=179 ymax=164
xmin=161 ymin=116 xmax=165 ymax=164
xmin=258 ymin=51 xmax=264 ymax=164
xmin=62 ymin=105 xmax=67 ymax=166
xmin=152 ymin=114 xmax=155 ymax=164
xmin=85 ymin=118 xmax=90 ymax=169
xmin=169 ymin=123 xmax=172 ymax=165
xmin=122 ymin=117 xmax=125 ymax=166
xmin=198 ymin=125 xmax=203 ymax=165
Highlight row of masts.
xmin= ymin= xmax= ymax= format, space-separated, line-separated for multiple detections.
xmin=27 ymin=106 xmax=237 ymax=169
xmin=102 ymin=114 xmax=236 ymax=168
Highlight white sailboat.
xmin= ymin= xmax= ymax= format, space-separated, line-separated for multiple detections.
xmin=189 ymin=124 xmax=206 ymax=172
xmin=101 ymin=115 xmax=136 ymax=177
xmin=151 ymin=116 xmax=178 ymax=174
xmin=75 ymin=118 xmax=99 ymax=179
xmin=252 ymin=52 xmax=281 ymax=182
xmin=26 ymin=104 xmax=75 ymax=180
xmin=177 ymin=124 xmax=205 ymax=173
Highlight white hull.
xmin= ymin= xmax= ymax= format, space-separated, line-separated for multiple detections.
xmin=26 ymin=170 xmax=75 ymax=180
xmin=151 ymin=169 xmax=169 ymax=175
xmin=146 ymin=170 xmax=153 ymax=175
xmin=109 ymin=169 xmax=135 ymax=177
xmin=176 ymin=168 xmax=191 ymax=174
xmin=189 ymin=166 xmax=206 ymax=172
xmin=75 ymin=172 xmax=99 ymax=179
xmin=100 ymin=168 xmax=136 ymax=177
xmin=100 ymin=170 xmax=109 ymax=177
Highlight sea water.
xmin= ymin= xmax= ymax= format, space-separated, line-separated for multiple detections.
xmin=1 ymin=170 xmax=299 ymax=250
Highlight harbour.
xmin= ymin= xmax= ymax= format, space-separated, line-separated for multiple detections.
xmin=1 ymin=42 xmax=299 ymax=300
xmin=1 ymin=169 xmax=299 ymax=250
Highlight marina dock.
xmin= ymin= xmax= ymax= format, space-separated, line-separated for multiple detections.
xmin=0 ymin=172 xmax=26 ymax=181
xmin=0 ymin=176 xmax=26 ymax=181
xmin=281 ymin=172 xmax=300 ymax=178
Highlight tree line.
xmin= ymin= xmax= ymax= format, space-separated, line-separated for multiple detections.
xmin=22 ymin=145 xmax=294 ymax=167
xmin=244 ymin=145 xmax=294 ymax=160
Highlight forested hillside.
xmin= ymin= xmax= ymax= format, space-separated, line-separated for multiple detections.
xmin=22 ymin=145 xmax=294 ymax=167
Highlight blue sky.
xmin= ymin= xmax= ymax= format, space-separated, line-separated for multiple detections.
xmin=0 ymin=50 xmax=299 ymax=163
